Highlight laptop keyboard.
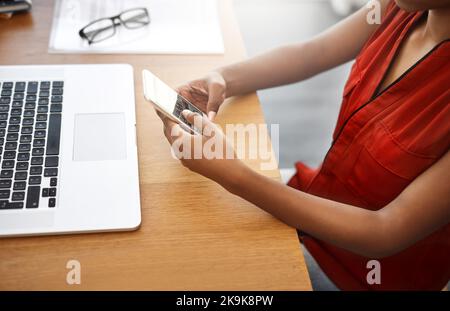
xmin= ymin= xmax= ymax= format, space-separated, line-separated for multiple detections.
xmin=0 ymin=80 xmax=62 ymax=210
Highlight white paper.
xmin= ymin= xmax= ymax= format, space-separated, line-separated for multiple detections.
xmin=49 ymin=0 xmax=224 ymax=54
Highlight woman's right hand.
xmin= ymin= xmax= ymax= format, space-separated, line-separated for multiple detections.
xmin=177 ymin=71 xmax=227 ymax=121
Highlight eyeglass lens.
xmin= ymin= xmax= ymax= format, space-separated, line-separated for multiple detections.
xmin=82 ymin=18 xmax=116 ymax=43
xmin=120 ymin=8 xmax=150 ymax=29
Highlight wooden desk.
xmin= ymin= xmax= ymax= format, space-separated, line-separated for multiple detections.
xmin=0 ymin=0 xmax=311 ymax=290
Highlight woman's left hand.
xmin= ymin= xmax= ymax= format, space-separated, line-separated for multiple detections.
xmin=156 ymin=109 xmax=247 ymax=189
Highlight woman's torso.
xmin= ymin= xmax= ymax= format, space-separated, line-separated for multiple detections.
xmin=290 ymin=2 xmax=450 ymax=290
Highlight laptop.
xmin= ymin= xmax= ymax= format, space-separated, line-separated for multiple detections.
xmin=0 ymin=64 xmax=141 ymax=237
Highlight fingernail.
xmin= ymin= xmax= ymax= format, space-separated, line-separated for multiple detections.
xmin=208 ymin=111 xmax=216 ymax=121
xmin=182 ymin=110 xmax=191 ymax=117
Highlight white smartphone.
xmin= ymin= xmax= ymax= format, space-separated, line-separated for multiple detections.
xmin=142 ymin=69 xmax=204 ymax=134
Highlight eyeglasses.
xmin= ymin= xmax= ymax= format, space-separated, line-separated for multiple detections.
xmin=79 ymin=8 xmax=150 ymax=45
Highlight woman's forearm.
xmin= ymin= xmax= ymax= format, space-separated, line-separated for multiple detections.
xmin=218 ymin=41 xmax=328 ymax=97
xmin=224 ymin=167 xmax=389 ymax=258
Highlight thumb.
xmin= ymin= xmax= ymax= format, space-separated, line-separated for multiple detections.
xmin=182 ymin=109 xmax=211 ymax=133
xmin=206 ymin=82 xmax=225 ymax=121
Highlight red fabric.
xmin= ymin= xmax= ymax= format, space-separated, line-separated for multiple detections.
xmin=288 ymin=2 xmax=450 ymax=290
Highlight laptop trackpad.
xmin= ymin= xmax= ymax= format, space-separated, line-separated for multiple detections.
xmin=73 ymin=113 xmax=127 ymax=161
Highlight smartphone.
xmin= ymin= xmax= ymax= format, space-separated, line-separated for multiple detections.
xmin=142 ymin=69 xmax=204 ymax=134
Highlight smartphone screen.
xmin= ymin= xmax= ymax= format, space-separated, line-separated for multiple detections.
xmin=142 ymin=70 xmax=204 ymax=133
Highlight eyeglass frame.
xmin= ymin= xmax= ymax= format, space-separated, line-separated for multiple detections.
xmin=78 ymin=7 xmax=151 ymax=45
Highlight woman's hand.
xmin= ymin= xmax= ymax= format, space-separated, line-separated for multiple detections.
xmin=176 ymin=71 xmax=227 ymax=121
xmin=157 ymin=109 xmax=247 ymax=190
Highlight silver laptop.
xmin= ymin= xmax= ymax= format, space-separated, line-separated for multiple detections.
xmin=0 ymin=64 xmax=141 ymax=236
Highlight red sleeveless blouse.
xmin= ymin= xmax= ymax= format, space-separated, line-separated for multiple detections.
xmin=288 ymin=2 xmax=450 ymax=290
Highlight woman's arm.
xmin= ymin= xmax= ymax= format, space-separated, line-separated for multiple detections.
xmin=176 ymin=1 xmax=390 ymax=119
xmin=222 ymin=0 xmax=391 ymax=97
xmin=225 ymin=150 xmax=450 ymax=259
xmin=162 ymin=111 xmax=450 ymax=259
